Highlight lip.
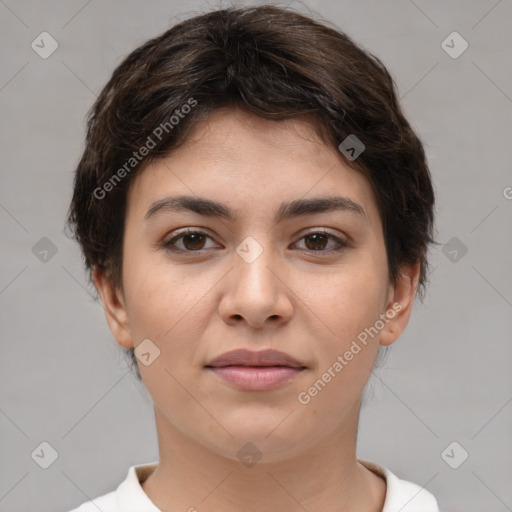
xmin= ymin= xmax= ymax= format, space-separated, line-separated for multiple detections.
xmin=206 ymin=348 xmax=306 ymax=368
xmin=205 ymin=349 xmax=307 ymax=391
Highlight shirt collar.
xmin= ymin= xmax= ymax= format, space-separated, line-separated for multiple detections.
xmin=118 ymin=459 xmax=438 ymax=512
xmin=116 ymin=461 xmax=160 ymax=511
xmin=359 ymin=459 xmax=439 ymax=512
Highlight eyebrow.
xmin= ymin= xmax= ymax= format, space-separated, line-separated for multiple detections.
xmin=145 ymin=194 xmax=366 ymax=223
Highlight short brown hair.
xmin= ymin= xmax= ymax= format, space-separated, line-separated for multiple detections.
xmin=66 ymin=5 xmax=435 ymax=377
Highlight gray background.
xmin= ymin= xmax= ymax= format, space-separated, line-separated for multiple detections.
xmin=1 ymin=0 xmax=511 ymax=511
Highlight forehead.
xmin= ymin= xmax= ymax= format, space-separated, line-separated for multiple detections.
xmin=125 ymin=109 xmax=380 ymax=227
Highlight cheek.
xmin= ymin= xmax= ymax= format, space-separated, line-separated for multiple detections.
xmin=291 ymin=278 xmax=383 ymax=441
xmin=122 ymin=254 xmax=213 ymax=423
xmin=123 ymin=245 xmax=196 ymax=335
xmin=122 ymin=248 xmax=219 ymax=387
xmin=290 ymin=252 xmax=388 ymax=404
xmin=296 ymin=259 xmax=389 ymax=344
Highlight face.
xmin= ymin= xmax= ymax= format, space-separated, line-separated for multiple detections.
xmin=94 ymin=108 xmax=418 ymax=463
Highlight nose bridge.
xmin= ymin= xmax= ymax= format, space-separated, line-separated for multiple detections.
xmin=234 ymin=234 xmax=278 ymax=297
xmin=219 ymin=233 xmax=293 ymax=327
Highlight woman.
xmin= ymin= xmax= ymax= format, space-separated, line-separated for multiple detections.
xmin=66 ymin=5 xmax=438 ymax=511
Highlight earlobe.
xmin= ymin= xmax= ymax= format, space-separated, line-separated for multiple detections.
xmin=92 ymin=265 xmax=134 ymax=349
xmin=379 ymin=262 xmax=421 ymax=347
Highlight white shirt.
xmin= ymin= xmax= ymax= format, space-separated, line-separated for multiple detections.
xmin=68 ymin=460 xmax=439 ymax=512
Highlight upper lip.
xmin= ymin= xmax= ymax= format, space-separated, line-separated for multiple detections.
xmin=206 ymin=349 xmax=306 ymax=368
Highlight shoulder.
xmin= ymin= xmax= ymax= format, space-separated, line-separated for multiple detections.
xmin=66 ymin=461 xmax=160 ymax=512
xmin=359 ymin=459 xmax=440 ymax=512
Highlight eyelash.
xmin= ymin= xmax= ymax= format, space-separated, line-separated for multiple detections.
xmin=162 ymin=228 xmax=349 ymax=256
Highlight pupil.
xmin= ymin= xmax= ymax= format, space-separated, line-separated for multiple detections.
xmin=184 ymin=233 xmax=204 ymax=250
xmin=305 ymin=233 xmax=327 ymax=251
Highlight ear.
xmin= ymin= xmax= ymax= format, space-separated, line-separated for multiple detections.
xmin=92 ymin=265 xmax=134 ymax=349
xmin=379 ymin=262 xmax=421 ymax=347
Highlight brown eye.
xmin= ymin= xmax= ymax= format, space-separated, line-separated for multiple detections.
xmin=163 ymin=230 xmax=218 ymax=253
xmin=294 ymin=231 xmax=349 ymax=254
xmin=304 ymin=233 xmax=329 ymax=251
xmin=181 ymin=232 xmax=206 ymax=250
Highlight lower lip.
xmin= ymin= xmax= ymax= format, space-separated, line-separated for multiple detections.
xmin=207 ymin=366 xmax=305 ymax=391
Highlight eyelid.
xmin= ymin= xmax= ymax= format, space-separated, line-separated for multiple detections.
xmin=162 ymin=227 xmax=350 ymax=254
xmin=163 ymin=228 xmax=220 ymax=251
xmin=297 ymin=227 xmax=347 ymax=240
xmin=291 ymin=228 xmax=349 ymax=252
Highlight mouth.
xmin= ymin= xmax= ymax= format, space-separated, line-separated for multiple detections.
xmin=205 ymin=348 xmax=307 ymax=391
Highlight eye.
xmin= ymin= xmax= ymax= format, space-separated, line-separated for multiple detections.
xmin=163 ymin=230 xmax=219 ymax=253
xmin=293 ymin=230 xmax=349 ymax=254
xmin=162 ymin=228 xmax=349 ymax=255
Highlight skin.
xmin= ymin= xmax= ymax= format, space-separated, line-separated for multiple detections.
xmin=93 ymin=108 xmax=420 ymax=512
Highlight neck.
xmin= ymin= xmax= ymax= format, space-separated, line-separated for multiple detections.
xmin=141 ymin=404 xmax=386 ymax=512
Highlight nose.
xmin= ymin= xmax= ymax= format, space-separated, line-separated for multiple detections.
xmin=218 ymin=239 xmax=294 ymax=329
